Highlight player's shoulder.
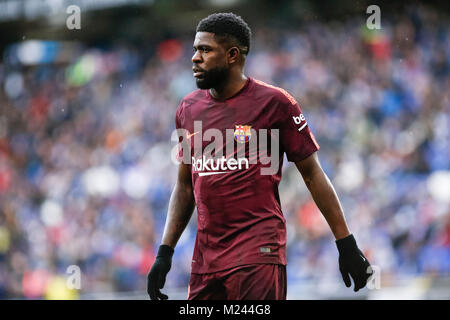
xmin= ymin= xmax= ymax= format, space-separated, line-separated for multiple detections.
xmin=179 ymin=89 xmax=206 ymax=109
xmin=251 ymin=78 xmax=298 ymax=106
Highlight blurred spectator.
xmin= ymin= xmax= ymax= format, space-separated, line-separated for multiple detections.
xmin=0 ymin=4 xmax=449 ymax=298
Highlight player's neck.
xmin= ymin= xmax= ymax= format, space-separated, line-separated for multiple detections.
xmin=209 ymin=73 xmax=248 ymax=101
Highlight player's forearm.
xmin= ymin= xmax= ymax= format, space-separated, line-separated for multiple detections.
xmin=161 ymin=182 xmax=196 ymax=249
xmin=303 ymin=168 xmax=350 ymax=240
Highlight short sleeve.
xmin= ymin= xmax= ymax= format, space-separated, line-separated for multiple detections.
xmin=175 ymin=101 xmax=187 ymax=163
xmin=278 ymin=98 xmax=320 ymax=162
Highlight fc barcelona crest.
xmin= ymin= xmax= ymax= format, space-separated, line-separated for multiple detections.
xmin=234 ymin=125 xmax=252 ymax=143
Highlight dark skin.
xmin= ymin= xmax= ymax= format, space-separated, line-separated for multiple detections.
xmin=192 ymin=32 xmax=248 ymax=101
xmin=161 ymin=32 xmax=350 ymax=248
xmin=295 ymin=152 xmax=350 ymax=240
xmin=161 ymin=163 xmax=195 ymax=248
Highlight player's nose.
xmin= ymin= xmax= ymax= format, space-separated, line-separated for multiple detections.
xmin=192 ymin=50 xmax=202 ymax=63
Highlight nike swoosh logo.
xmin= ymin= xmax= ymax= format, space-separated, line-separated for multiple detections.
xmin=187 ymin=131 xmax=200 ymax=139
xmin=360 ymin=255 xmax=366 ymax=262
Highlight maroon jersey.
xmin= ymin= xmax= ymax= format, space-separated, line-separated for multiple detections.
xmin=175 ymin=77 xmax=320 ymax=274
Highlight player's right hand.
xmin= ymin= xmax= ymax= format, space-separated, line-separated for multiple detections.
xmin=147 ymin=245 xmax=174 ymax=300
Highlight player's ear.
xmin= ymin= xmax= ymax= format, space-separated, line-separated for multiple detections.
xmin=227 ymin=46 xmax=240 ymax=64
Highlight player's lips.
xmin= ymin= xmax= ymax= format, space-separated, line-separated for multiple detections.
xmin=193 ymin=67 xmax=205 ymax=78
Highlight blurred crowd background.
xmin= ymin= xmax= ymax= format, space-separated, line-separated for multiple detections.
xmin=0 ymin=0 xmax=449 ymax=299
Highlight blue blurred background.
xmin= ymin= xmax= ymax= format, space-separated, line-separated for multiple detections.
xmin=0 ymin=0 xmax=449 ymax=299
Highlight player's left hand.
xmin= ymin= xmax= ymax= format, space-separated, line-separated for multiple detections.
xmin=336 ymin=234 xmax=373 ymax=292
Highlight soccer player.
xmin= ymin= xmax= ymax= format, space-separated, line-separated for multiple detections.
xmin=147 ymin=12 xmax=372 ymax=300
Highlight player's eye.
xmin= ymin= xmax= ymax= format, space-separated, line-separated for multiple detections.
xmin=194 ymin=47 xmax=211 ymax=53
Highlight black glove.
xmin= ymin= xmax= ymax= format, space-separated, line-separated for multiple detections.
xmin=147 ymin=245 xmax=174 ymax=300
xmin=336 ymin=234 xmax=373 ymax=292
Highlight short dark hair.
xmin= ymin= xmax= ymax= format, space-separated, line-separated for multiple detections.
xmin=196 ymin=12 xmax=252 ymax=55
